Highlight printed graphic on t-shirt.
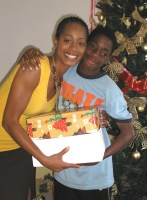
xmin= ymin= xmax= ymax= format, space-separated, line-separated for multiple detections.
xmin=60 ymin=80 xmax=105 ymax=109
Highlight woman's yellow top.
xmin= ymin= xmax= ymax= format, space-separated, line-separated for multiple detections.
xmin=0 ymin=56 xmax=59 ymax=152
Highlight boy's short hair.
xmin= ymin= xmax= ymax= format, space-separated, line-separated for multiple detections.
xmin=88 ymin=25 xmax=117 ymax=52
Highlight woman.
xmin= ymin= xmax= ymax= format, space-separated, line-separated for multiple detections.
xmin=0 ymin=16 xmax=89 ymax=200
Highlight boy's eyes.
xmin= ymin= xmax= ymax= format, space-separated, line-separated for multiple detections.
xmin=88 ymin=43 xmax=110 ymax=57
xmin=88 ymin=42 xmax=95 ymax=49
xmin=101 ymin=52 xmax=108 ymax=57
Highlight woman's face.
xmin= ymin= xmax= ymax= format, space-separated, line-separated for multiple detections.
xmin=54 ymin=22 xmax=87 ymax=67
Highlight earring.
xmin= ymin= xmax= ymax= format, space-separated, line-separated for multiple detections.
xmin=52 ymin=47 xmax=56 ymax=54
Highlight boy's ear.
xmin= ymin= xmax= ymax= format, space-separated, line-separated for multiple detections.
xmin=104 ymin=57 xmax=110 ymax=65
xmin=109 ymin=55 xmax=113 ymax=61
xmin=105 ymin=54 xmax=113 ymax=64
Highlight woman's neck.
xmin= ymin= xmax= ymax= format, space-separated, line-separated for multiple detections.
xmin=48 ymin=54 xmax=63 ymax=92
xmin=49 ymin=54 xmax=69 ymax=77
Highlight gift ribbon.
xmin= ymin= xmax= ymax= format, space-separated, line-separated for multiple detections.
xmin=113 ymin=58 xmax=147 ymax=95
xmin=112 ymin=9 xmax=147 ymax=57
xmin=132 ymin=9 xmax=147 ymax=38
xmin=113 ymin=31 xmax=138 ymax=56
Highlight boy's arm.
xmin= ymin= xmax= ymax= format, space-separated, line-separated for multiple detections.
xmin=104 ymin=121 xmax=134 ymax=159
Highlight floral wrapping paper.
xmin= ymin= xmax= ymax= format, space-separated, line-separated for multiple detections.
xmin=26 ymin=108 xmax=100 ymax=139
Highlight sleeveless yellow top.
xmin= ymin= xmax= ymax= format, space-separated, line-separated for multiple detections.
xmin=0 ymin=56 xmax=59 ymax=152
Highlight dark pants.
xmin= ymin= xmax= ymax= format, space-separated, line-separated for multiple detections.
xmin=54 ymin=179 xmax=111 ymax=200
xmin=0 ymin=148 xmax=36 ymax=200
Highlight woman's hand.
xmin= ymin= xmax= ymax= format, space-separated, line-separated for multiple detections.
xmin=41 ymin=147 xmax=80 ymax=172
xmin=99 ymin=110 xmax=110 ymax=128
xmin=19 ymin=48 xmax=44 ymax=70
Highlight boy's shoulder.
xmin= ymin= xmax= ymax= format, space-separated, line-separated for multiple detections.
xmin=64 ymin=64 xmax=78 ymax=77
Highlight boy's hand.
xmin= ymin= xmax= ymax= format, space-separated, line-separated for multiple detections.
xmin=19 ymin=48 xmax=44 ymax=71
xmin=99 ymin=110 xmax=110 ymax=128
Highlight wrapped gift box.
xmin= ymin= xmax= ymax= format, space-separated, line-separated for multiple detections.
xmin=26 ymin=107 xmax=100 ymax=139
xmin=26 ymin=107 xmax=105 ymax=166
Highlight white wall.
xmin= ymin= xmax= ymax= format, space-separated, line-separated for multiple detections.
xmin=0 ymin=0 xmax=91 ymax=82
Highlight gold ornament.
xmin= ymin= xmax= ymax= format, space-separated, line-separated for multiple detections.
xmin=143 ymin=2 xmax=147 ymax=9
xmin=122 ymin=57 xmax=127 ymax=65
xmin=98 ymin=13 xmax=105 ymax=21
xmin=95 ymin=11 xmax=106 ymax=26
xmin=137 ymin=106 xmax=145 ymax=112
xmin=138 ymin=5 xmax=144 ymax=11
xmin=144 ymin=71 xmax=147 ymax=76
xmin=142 ymin=42 xmax=147 ymax=52
xmin=137 ymin=126 xmax=147 ymax=135
xmin=117 ymin=4 xmax=122 ymax=9
xmin=134 ymin=20 xmax=137 ymax=25
xmin=132 ymin=120 xmax=142 ymax=130
xmin=94 ymin=11 xmax=106 ymax=27
xmin=125 ymin=96 xmax=147 ymax=119
xmin=132 ymin=150 xmax=141 ymax=160
xmin=135 ymin=36 xmax=144 ymax=47
xmin=129 ymin=119 xmax=147 ymax=149
xmin=36 ymin=194 xmax=46 ymax=200
xmin=120 ymin=13 xmax=131 ymax=29
xmin=111 ymin=184 xmax=118 ymax=200
xmin=103 ymin=61 xmax=123 ymax=83
xmin=142 ymin=140 xmax=147 ymax=150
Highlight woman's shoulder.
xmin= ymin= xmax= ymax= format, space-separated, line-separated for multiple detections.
xmin=39 ymin=55 xmax=51 ymax=73
xmin=38 ymin=55 xmax=51 ymax=83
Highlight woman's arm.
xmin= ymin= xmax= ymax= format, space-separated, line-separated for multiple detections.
xmin=2 ymin=66 xmax=79 ymax=172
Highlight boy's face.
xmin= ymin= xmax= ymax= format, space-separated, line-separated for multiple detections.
xmin=81 ymin=34 xmax=113 ymax=75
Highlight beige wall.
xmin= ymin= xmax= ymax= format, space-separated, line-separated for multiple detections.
xmin=0 ymin=0 xmax=90 ymax=82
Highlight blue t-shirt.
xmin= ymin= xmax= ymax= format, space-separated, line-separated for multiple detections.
xmin=54 ymin=64 xmax=132 ymax=190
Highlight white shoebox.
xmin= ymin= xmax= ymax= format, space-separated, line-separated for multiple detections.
xmin=32 ymin=128 xmax=105 ymax=167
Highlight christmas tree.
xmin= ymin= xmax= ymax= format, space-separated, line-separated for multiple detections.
xmin=91 ymin=0 xmax=147 ymax=199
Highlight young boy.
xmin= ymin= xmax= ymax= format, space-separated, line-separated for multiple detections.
xmin=53 ymin=25 xmax=134 ymax=200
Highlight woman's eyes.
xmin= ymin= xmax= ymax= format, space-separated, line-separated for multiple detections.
xmin=64 ymin=39 xmax=86 ymax=47
xmin=78 ymin=42 xmax=86 ymax=47
xmin=64 ymin=39 xmax=72 ymax=43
